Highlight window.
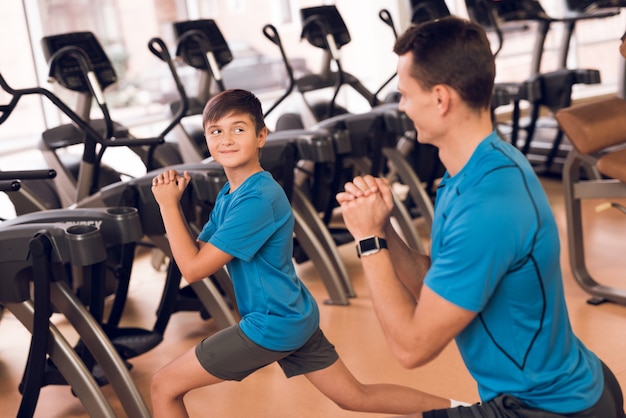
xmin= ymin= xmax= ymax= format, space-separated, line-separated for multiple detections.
xmin=1 ymin=0 xmax=625 ymax=157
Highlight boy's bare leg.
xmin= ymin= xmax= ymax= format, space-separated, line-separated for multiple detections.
xmin=305 ymin=357 xmax=450 ymax=415
xmin=151 ymin=347 xmax=225 ymax=418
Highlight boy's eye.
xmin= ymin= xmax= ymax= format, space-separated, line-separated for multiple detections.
xmin=233 ymin=127 xmax=244 ymax=133
xmin=209 ymin=129 xmax=222 ymax=136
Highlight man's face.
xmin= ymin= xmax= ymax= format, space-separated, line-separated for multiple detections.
xmin=396 ymin=53 xmax=439 ymax=146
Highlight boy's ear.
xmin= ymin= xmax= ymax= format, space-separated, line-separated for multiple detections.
xmin=257 ymin=126 xmax=268 ymax=148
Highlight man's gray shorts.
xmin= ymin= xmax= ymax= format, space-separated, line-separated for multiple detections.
xmin=425 ymin=361 xmax=625 ymax=418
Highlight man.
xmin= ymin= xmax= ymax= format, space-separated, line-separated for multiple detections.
xmin=336 ymin=16 xmax=625 ymax=418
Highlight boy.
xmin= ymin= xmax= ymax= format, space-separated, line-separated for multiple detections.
xmin=150 ymin=88 xmax=456 ymax=417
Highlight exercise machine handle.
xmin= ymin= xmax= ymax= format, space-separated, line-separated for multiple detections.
xmin=262 ymin=24 xmax=295 ymax=118
xmin=300 ymin=15 xmax=343 ymax=119
xmin=101 ymin=136 xmax=164 ymax=147
xmin=46 ymin=45 xmax=114 ymax=138
xmin=0 ymin=169 xmax=57 ymax=199
xmin=301 ymin=15 xmax=341 ymax=63
xmin=0 ymin=72 xmax=100 ymax=143
xmin=0 ymin=169 xmax=56 ymax=181
xmin=148 ymin=37 xmax=189 ymax=138
xmin=373 ymin=9 xmax=400 ymax=101
xmin=0 ymin=180 xmax=20 ymax=192
xmin=379 ymin=9 xmax=398 ymax=40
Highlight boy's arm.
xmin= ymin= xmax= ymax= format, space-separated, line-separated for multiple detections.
xmin=153 ymin=170 xmax=232 ymax=283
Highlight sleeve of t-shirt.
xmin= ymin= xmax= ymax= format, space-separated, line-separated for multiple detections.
xmin=208 ymin=194 xmax=276 ymax=262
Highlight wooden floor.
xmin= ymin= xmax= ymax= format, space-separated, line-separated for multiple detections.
xmin=0 ymin=176 xmax=625 ymax=418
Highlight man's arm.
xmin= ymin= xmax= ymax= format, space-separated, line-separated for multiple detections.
xmin=358 ymin=248 xmax=475 ymax=369
xmin=382 ymin=220 xmax=431 ymax=301
xmin=338 ymin=175 xmax=476 ymax=368
xmin=338 ymin=175 xmax=430 ymax=300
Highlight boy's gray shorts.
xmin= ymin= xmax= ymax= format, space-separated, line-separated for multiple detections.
xmin=195 ymin=324 xmax=339 ymax=381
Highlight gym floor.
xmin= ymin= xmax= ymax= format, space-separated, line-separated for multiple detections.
xmin=0 ymin=176 xmax=625 ymax=417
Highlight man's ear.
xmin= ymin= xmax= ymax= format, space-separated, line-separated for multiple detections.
xmin=433 ymin=84 xmax=452 ymax=114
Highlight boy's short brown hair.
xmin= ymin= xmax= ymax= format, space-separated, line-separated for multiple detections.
xmin=202 ymin=89 xmax=266 ymax=135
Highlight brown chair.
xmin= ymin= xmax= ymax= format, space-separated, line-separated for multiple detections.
xmin=555 ymin=96 xmax=626 ymax=305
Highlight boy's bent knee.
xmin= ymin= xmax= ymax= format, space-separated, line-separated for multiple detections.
xmin=151 ymin=368 xmax=184 ymax=400
xmin=150 ymin=370 xmax=166 ymax=397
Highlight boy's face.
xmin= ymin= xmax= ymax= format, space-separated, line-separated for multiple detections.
xmin=204 ymin=111 xmax=267 ymax=170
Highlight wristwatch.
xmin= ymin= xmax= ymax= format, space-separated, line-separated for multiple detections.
xmin=356 ymin=236 xmax=388 ymax=258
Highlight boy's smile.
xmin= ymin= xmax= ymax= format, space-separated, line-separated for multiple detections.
xmin=204 ymin=111 xmax=267 ymax=189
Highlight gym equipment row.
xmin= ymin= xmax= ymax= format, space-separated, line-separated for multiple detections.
xmin=470 ymin=0 xmax=626 ymax=174
xmin=411 ymin=0 xmax=625 ymax=176
xmin=0 ymin=167 xmax=242 ymax=416
xmin=0 ymin=3 xmax=504 ymax=323
xmin=0 ymin=38 xmax=186 ymax=217
xmin=161 ymin=5 xmax=398 ymax=164
xmin=1 ymin=170 xmax=150 ymax=417
xmin=0 ymin=60 xmax=239 ymax=322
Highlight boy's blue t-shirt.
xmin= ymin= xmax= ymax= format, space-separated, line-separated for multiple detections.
xmin=197 ymin=171 xmax=319 ymax=351
xmin=424 ymin=131 xmax=603 ymax=413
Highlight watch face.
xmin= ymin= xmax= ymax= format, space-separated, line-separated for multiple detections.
xmin=357 ymin=236 xmax=387 ymax=258
xmin=360 ymin=237 xmax=379 ymax=253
